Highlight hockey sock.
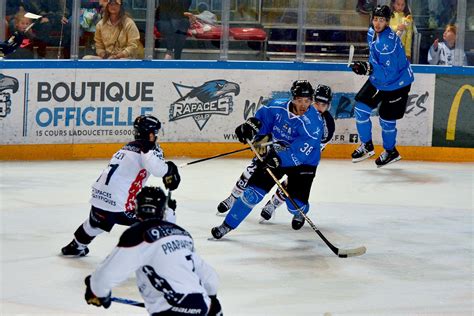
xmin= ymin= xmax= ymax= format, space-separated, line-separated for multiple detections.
xmin=354 ymin=102 xmax=373 ymax=143
xmin=225 ymin=186 xmax=265 ymax=228
xmin=74 ymin=224 xmax=96 ymax=245
xmin=379 ymin=118 xmax=397 ymax=150
xmin=271 ymin=188 xmax=286 ymax=209
xmin=286 ymin=198 xmax=309 ymax=216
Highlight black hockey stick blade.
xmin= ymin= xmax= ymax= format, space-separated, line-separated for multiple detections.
xmin=112 ymin=297 xmax=145 ymax=307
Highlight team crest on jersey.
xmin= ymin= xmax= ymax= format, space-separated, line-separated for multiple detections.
xmin=0 ymin=74 xmax=19 ymax=118
xmin=169 ymin=80 xmax=240 ymax=130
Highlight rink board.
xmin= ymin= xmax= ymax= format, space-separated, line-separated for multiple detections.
xmin=0 ymin=61 xmax=472 ymax=161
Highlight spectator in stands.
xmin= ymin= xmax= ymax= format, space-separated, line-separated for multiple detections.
xmin=5 ymin=12 xmax=35 ymax=59
xmin=83 ymin=0 xmax=142 ymax=59
xmin=356 ymin=0 xmax=376 ymax=14
xmin=389 ymin=0 xmax=413 ymax=61
xmin=35 ymin=0 xmax=72 ymax=59
xmin=155 ymin=0 xmax=192 ymax=60
xmin=428 ymin=24 xmax=468 ymax=66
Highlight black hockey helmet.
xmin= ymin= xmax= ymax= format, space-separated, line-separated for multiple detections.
xmin=314 ymin=84 xmax=332 ymax=104
xmin=290 ymin=80 xmax=314 ymax=99
xmin=133 ymin=115 xmax=161 ymax=140
xmin=135 ymin=186 xmax=167 ymax=220
xmin=372 ymin=5 xmax=391 ymax=21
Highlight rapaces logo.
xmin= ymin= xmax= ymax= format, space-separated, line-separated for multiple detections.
xmin=0 ymin=74 xmax=19 ymax=118
xmin=169 ymin=80 xmax=240 ymax=130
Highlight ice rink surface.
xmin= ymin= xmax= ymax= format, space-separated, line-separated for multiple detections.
xmin=1 ymin=157 xmax=473 ymax=315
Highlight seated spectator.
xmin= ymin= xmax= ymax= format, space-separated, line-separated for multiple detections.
xmin=83 ymin=0 xmax=142 ymax=59
xmin=155 ymin=0 xmax=192 ymax=60
xmin=5 ymin=12 xmax=35 ymax=59
xmin=428 ymin=24 xmax=467 ymax=66
xmin=35 ymin=0 xmax=72 ymax=59
xmin=389 ymin=0 xmax=413 ymax=61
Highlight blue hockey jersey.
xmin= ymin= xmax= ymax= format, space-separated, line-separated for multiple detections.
xmin=367 ymin=26 xmax=414 ymax=91
xmin=254 ymin=99 xmax=323 ymax=168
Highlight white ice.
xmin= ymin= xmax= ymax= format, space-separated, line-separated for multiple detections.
xmin=1 ymin=158 xmax=473 ymax=315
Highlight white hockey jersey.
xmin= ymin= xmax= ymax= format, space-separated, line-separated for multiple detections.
xmin=90 ymin=220 xmax=219 ymax=315
xmin=90 ymin=140 xmax=169 ymax=213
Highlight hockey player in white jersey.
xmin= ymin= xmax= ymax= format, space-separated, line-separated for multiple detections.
xmin=216 ymin=83 xmax=335 ymax=222
xmin=61 ymin=115 xmax=181 ymax=257
xmin=84 ymin=186 xmax=223 ymax=316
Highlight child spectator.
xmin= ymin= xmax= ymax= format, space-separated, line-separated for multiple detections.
xmin=5 ymin=12 xmax=34 ymax=59
xmin=428 ymin=24 xmax=467 ymax=66
xmin=389 ymin=0 xmax=413 ymax=61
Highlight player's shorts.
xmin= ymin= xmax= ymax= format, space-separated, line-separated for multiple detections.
xmin=151 ymin=293 xmax=209 ymax=315
xmin=248 ymin=164 xmax=317 ymax=203
xmin=355 ymin=80 xmax=412 ymax=120
xmin=88 ymin=205 xmax=138 ymax=232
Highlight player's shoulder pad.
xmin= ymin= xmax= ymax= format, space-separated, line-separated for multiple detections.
xmin=122 ymin=140 xmax=145 ymax=153
xmin=266 ymin=98 xmax=289 ymax=108
xmin=117 ymin=220 xmax=192 ymax=248
xmin=374 ymin=28 xmax=398 ymax=54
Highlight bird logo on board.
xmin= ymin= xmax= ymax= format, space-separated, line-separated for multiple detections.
xmin=169 ymin=80 xmax=240 ymax=130
xmin=0 ymin=73 xmax=19 ymax=119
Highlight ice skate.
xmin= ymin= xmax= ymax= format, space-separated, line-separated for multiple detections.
xmin=291 ymin=213 xmax=305 ymax=230
xmin=351 ymin=141 xmax=375 ymax=162
xmin=210 ymin=222 xmax=233 ymax=240
xmin=375 ymin=148 xmax=401 ymax=168
xmin=61 ymin=240 xmax=89 ymax=257
xmin=259 ymin=200 xmax=276 ymax=223
xmin=216 ymin=194 xmax=236 ymax=215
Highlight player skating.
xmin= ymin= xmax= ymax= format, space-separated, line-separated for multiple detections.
xmin=61 ymin=115 xmax=181 ymax=257
xmin=211 ymin=80 xmax=324 ymax=239
xmin=216 ymin=83 xmax=335 ymax=223
xmin=349 ymin=5 xmax=414 ymax=167
xmin=84 ymin=186 xmax=223 ymax=315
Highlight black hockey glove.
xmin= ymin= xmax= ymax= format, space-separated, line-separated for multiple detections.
xmin=235 ymin=117 xmax=262 ymax=144
xmin=0 ymin=31 xmax=24 ymax=56
xmin=253 ymin=134 xmax=271 ymax=156
xmin=321 ymin=111 xmax=335 ymax=145
xmin=257 ymin=147 xmax=280 ymax=170
xmin=350 ymin=61 xmax=373 ymax=76
xmin=84 ymin=275 xmax=111 ymax=309
xmin=163 ymin=161 xmax=181 ymax=191
xmin=208 ymin=295 xmax=223 ymax=316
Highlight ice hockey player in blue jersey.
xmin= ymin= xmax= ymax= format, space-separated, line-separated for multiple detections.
xmin=216 ymin=84 xmax=335 ymax=222
xmin=211 ymin=80 xmax=324 ymax=239
xmin=350 ymin=5 xmax=414 ymax=167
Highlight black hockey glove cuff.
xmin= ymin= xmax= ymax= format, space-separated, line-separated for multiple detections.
xmin=163 ymin=161 xmax=181 ymax=191
xmin=257 ymin=147 xmax=281 ymax=169
xmin=84 ymin=275 xmax=111 ymax=309
xmin=350 ymin=61 xmax=373 ymax=76
xmin=235 ymin=117 xmax=262 ymax=144
xmin=208 ymin=295 xmax=223 ymax=316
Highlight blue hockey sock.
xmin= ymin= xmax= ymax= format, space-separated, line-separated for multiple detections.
xmin=286 ymin=198 xmax=309 ymax=216
xmin=379 ymin=118 xmax=397 ymax=150
xmin=354 ymin=102 xmax=373 ymax=143
xmin=224 ymin=186 xmax=265 ymax=229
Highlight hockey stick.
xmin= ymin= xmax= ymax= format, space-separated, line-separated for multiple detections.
xmin=347 ymin=45 xmax=355 ymax=67
xmin=112 ymin=297 xmax=145 ymax=307
xmin=247 ymin=140 xmax=366 ymax=258
xmin=178 ymin=141 xmax=272 ymax=168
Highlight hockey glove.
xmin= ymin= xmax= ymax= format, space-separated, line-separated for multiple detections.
xmin=208 ymin=295 xmax=223 ymax=316
xmin=253 ymin=134 xmax=271 ymax=156
xmin=163 ymin=161 xmax=181 ymax=191
xmin=84 ymin=275 xmax=111 ymax=309
xmin=350 ymin=61 xmax=373 ymax=76
xmin=257 ymin=147 xmax=280 ymax=170
xmin=235 ymin=117 xmax=262 ymax=144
